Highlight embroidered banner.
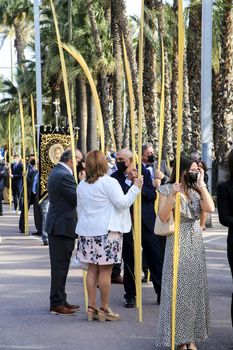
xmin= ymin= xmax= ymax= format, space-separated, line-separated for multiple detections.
xmin=39 ymin=126 xmax=71 ymax=202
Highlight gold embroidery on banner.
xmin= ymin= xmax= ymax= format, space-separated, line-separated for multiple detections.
xmin=39 ymin=133 xmax=71 ymax=200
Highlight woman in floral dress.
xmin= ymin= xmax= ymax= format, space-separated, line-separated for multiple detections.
xmin=76 ymin=150 xmax=142 ymax=321
xmin=155 ymin=155 xmax=215 ymax=350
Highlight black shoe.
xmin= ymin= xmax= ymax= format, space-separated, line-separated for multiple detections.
xmin=125 ymin=297 xmax=136 ymax=308
xmin=32 ymin=231 xmax=42 ymax=236
xmin=43 ymin=240 xmax=49 ymax=246
xmin=0 ymin=213 xmax=3 ymax=216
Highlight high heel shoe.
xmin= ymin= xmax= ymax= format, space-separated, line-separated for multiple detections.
xmin=87 ymin=306 xmax=99 ymax=321
xmin=98 ymin=307 xmax=120 ymax=321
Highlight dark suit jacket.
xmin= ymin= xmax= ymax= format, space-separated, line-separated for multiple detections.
xmin=111 ymin=166 xmax=156 ymax=233
xmin=11 ymin=162 xmax=23 ymax=186
xmin=0 ymin=164 xmax=6 ymax=192
xmin=45 ymin=163 xmax=77 ymax=239
xmin=217 ymin=180 xmax=233 ymax=245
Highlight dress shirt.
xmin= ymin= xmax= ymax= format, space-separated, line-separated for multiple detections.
xmin=142 ymin=162 xmax=155 ymax=180
xmin=32 ymin=172 xmax=39 ymax=194
xmin=58 ymin=162 xmax=73 ymax=175
xmin=75 ymin=174 xmax=140 ymax=236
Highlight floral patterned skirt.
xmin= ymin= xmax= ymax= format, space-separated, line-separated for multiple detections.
xmin=77 ymin=231 xmax=123 ymax=265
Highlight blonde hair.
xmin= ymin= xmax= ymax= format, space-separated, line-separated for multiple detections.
xmin=85 ymin=150 xmax=108 ymax=184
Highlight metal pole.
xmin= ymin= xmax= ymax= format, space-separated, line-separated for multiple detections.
xmin=201 ymin=0 xmax=213 ymax=225
xmin=33 ymin=0 xmax=43 ymax=145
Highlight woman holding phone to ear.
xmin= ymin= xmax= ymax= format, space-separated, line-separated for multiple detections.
xmin=155 ymin=155 xmax=214 ymax=350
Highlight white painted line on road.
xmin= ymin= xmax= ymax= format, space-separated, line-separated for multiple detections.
xmin=204 ymin=236 xmax=223 ymax=243
xmin=206 ymin=249 xmax=226 ymax=253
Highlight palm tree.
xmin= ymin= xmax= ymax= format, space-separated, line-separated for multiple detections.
xmin=111 ymin=0 xmax=123 ymax=150
xmin=215 ymin=0 xmax=233 ymax=164
xmin=143 ymin=1 xmax=158 ymax=148
xmin=86 ymin=0 xmax=112 ymax=148
xmin=187 ymin=0 xmax=202 ymax=153
xmin=0 ymin=0 xmax=33 ymax=68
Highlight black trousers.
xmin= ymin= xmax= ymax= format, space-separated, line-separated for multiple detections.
xmin=122 ymin=231 xmax=136 ymax=299
xmin=115 ymin=225 xmax=163 ymax=300
xmin=141 ymin=223 xmax=163 ymax=296
xmin=12 ymin=182 xmax=22 ymax=211
xmin=0 ymin=191 xmax=3 ymax=214
xmin=48 ymin=235 xmax=75 ymax=307
xmin=227 ymin=242 xmax=233 ymax=327
xmin=19 ymin=193 xmax=42 ymax=233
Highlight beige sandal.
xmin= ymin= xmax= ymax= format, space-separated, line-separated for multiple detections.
xmin=87 ymin=306 xmax=99 ymax=321
xmin=98 ymin=307 xmax=120 ymax=321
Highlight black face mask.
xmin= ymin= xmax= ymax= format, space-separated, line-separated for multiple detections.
xmin=147 ymin=154 xmax=155 ymax=163
xmin=116 ymin=161 xmax=127 ymax=173
xmin=76 ymin=160 xmax=84 ymax=173
xmin=188 ymin=171 xmax=198 ymax=184
xmin=30 ymin=159 xmax=36 ymax=166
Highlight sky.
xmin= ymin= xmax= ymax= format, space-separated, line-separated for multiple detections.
xmin=0 ymin=0 xmax=190 ymax=81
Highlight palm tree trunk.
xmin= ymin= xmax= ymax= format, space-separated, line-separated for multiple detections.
xmin=76 ymin=75 xmax=88 ymax=154
xmin=111 ymin=0 xmax=123 ymax=150
xmin=14 ymin=21 xmax=26 ymax=68
xmin=187 ymin=1 xmax=202 ymax=153
xmin=114 ymin=0 xmax=139 ymax=114
xmin=86 ymin=0 xmax=111 ymax=149
xmin=217 ymin=0 xmax=233 ymax=164
xmin=163 ymin=50 xmax=173 ymax=159
xmin=143 ymin=0 xmax=158 ymax=149
xmin=87 ymin=84 xmax=97 ymax=151
xmin=182 ymin=42 xmax=192 ymax=155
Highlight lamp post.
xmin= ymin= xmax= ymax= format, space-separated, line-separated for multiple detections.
xmin=201 ymin=0 xmax=213 ymax=226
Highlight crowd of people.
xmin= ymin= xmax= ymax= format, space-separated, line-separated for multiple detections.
xmin=1 ymin=144 xmax=232 ymax=349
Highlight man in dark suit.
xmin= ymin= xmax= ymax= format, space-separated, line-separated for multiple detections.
xmin=10 ymin=155 xmax=23 ymax=212
xmin=0 ymin=161 xmax=7 ymax=216
xmin=141 ymin=143 xmax=169 ymax=271
xmin=19 ymin=154 xmax=38 ymax=233
xmin=111 ymin=149 xmax=163 ymax=308
xmin=45 ymin=148 xmax=82 ymax=316
xmin=142 ymin=143 xmax=170 ymax=187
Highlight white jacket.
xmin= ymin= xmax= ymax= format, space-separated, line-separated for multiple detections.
xmin=75 ymin=175 xmax=140 ymax=236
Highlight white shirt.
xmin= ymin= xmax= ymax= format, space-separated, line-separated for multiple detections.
xmin=75 ymin=175 xmax=140 ymax=236
xmin=142 ymin=162 xmax=155 ymax=180
xmin=58 ymin=162 xmax=73 ymax=175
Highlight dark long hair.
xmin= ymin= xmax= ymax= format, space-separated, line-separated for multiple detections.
xmin=169 ymin=154 xmax=199 ymax=196
xmin=228 ymin=149 xmax=233 ymax=180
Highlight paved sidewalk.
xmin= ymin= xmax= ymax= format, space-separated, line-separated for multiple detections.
xmin=0 ymin=205 xmax=232 ymax=350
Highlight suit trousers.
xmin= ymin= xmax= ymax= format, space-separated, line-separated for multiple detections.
xmin=0 ymin=191 xmax=3 ymax=214
xmin=227 ymin=242 xmax=233 ymax=327
xmin=48 ymin=234 xmax=75 ymax=307
xmin=13 ymin=182 xmax=22 ymax=211
xmin=122 ymin=231 xmax=136 ymax=299
xmin=141 ymin=223 xmax=163 ymax=296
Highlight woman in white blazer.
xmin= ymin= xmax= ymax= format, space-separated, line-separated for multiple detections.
xmin=76 ymin=150 xmax=142 ymax=322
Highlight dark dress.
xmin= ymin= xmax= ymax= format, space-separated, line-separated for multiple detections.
xmin=217 ymin=180 xmax=233 ymax=326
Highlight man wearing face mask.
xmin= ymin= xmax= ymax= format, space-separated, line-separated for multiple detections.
xmin=111 ymin=149 xmax=163 ymax=307
xmin=142 ymin=143 xmax=170 ymax=187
